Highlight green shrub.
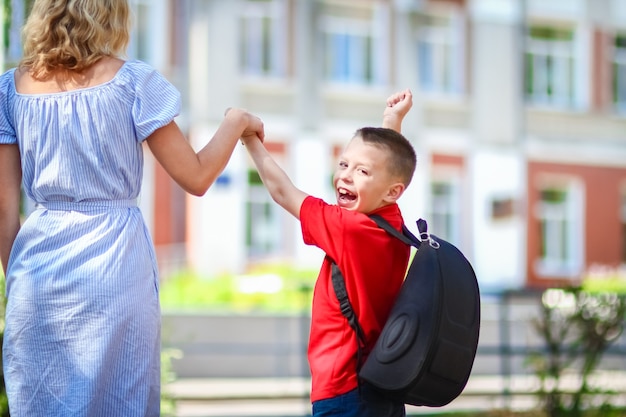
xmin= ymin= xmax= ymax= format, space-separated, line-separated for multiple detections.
xmin=159 ymin=264 xmax=317 ymax=313
xmin=160 ymin=348 xmax=183 ymax=417
xmin=528 ymin=285 xmax=626 ymax=417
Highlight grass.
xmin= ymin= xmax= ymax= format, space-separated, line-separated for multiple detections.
xmin=159 ymin=264 xmax=317 ymax=314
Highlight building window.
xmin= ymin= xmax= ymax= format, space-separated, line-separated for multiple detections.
xmin=525 ymin=25 xmax=576 ymax=108
xmin=613 ymin=33 xmax=626 ymax=112
xmin=240 ymin=0 xmax=287 ymax=79
xmin=129 ymin=0 xmax=151 ymax=61
xmin=416 ymin=12 xmax=465 ymax=96
xmin=621 ymin=192 xmax=626 ymax=264
xmin=535 ymin=184 xmax=583 ymax=277
xmin=246 ymin=170 xmax=281 ymax=258
xmin=429 ymin=180 xmax=460 ymax=245
xmin=320 ymin=2 xmax=389 ymax=86
xmin=171 ymin=0 xmax=190 ymax=68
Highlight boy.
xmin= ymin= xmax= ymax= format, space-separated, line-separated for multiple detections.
xmin=241 ymin=90 xmax=415 ymax=417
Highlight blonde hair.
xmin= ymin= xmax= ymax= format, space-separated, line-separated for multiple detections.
xmin=20 ymin=0 xmax=131 ymax=79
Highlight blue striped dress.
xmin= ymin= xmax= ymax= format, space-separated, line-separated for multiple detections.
xmin=0 ymin=60 xmax=180 ymax=416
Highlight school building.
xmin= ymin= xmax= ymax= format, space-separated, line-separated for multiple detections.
xmin=131 ymin=0 xmax=626 ymax=291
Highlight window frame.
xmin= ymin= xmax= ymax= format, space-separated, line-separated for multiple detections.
xmin=239 ymin=0 xmax=288 ymax=80
xmin=621 ymin=187 xmax=626 ymax=264
xmin=128 ymin=0 xmax=152 ymax=62
xmin=612 ymin=32 xmax=626 ymax=113
xmin=245 ymin=169 xmax=283 ymax=258
xmin=319 ymin=1 xmax=390 ymax=87
xmin=428 ymin=170 xmax=462 ymax=246
xmin=524 ymin=24 xmax=579 ymax=109
xmin=533 ymin=179 xmax=585 ymax=278
xmin=415 ymin=8 xmax=466 ymax=97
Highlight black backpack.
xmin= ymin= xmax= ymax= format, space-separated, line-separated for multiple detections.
xmin=331 ymin=216 xmax=480 ymax=407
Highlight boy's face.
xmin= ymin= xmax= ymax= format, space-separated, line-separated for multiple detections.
xmin=333 ymin=136 xmax=404 ymax=213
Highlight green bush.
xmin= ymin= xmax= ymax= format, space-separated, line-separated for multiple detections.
xmin=159 ymin=264 xmax=317 ymax=313
xmin=528 ymin=285 xmax=626 ymax=417
xmin=160 ymin=347 xmax=183 ymax=417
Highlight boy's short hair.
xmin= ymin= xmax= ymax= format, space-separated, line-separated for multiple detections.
xmin=355 ymin=127 xmax=417 ymax=187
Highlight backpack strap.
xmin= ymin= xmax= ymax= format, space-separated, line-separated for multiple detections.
xmin=330 ymin=262 xmax=367 ymax=374
xmin=330 ymin=215 xmax=423 ymax=382
xmin=369 ymin=214 xmax=422 ymax=248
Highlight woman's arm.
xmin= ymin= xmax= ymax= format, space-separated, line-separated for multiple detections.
xmin=0 ymin=144 xmax=22 ymax=275
xmin=146 ymin=108 xmax=264 ymax=196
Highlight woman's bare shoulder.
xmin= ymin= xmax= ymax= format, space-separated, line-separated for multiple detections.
xmin=14 ymin=57 xmax=126 ymax=94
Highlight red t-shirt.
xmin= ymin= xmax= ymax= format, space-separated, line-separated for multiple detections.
xmin=300 ymin=196 xmax=411 ymax=403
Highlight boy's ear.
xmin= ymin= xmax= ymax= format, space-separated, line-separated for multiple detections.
xmin=383 ymin=182 xmax=406 ymax=203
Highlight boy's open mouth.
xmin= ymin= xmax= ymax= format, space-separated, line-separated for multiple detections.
xmin=337 ymin=188 xmax=356 ymax=203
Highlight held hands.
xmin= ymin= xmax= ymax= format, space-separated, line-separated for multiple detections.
xmin=382 ymin=88 xmax=413 ymax=132
xmin=224 ymin=107 xmax=265 ymax=144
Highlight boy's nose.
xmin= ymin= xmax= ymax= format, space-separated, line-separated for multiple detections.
xmin=338 ymin=168 xmax=353 ymax=182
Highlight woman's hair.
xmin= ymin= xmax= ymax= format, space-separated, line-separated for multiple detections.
xmin=355 ymin=127 xmax=417 ymax=187
xmin=20 ymin=0 xmax=131 ymax=79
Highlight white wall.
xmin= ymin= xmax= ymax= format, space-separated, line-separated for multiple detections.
xmin=471 ymin=150 xmax=526 ymax=291
xmin=186 ymin=124 xmax=248 ymax=276
xmin=290 ymin=134 xmax=331 ymax=269
xmin=469 ymin=0 xmax=526 ymax=291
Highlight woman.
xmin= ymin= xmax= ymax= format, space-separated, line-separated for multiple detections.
xmin=0 ymin=0 xmax=263 ymax=415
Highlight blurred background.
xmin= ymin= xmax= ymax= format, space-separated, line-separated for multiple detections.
xmin=2 ymin=0 xmax=626 ymax=416
xmin=4 ymin=0 xmax=624 ymax=291
xmin=150 ymin=0 xmax=626 ymax=294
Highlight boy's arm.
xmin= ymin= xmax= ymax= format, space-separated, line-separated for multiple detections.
xmin=382 ymin=89 xmax=413 ymax=133
xmin=242 ymin=137 xmax=308 ymax=220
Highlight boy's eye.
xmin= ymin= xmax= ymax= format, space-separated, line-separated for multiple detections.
xmin=338 ymin=161 xmax=348 ymax=168
xmin=357 ymin=168 xmax=368 ymax=175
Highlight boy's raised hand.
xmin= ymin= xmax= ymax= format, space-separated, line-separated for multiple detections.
xmin=382 ymin=89 xmax=413 ymax=133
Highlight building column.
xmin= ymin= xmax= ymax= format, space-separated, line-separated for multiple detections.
xmin=291 ymin=0 xmax=327 ymax=268
xmin=393 ymin=3 xmax=427 ymax=233
xmin=468 ymin=0 xmax=527 ymax=290
xmin=186 ymin=0 xmax=247 ymax=276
